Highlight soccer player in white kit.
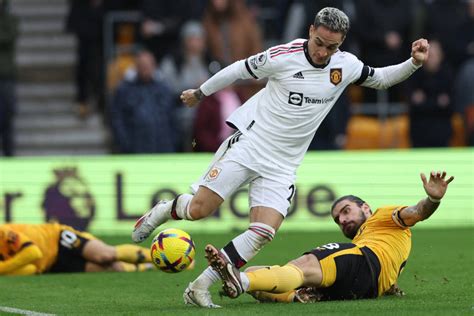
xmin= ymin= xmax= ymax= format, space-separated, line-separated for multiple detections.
xmin=132 ymin=7 xmax=430 ymax=308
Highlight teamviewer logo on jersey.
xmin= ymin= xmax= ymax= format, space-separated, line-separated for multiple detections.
xmin=288 ymin=92 xmax=303 ymax=106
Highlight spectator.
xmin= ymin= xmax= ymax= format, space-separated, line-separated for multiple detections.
xmin=66 ymin=0 xmax=105 ymax=118
xmin=0 ymin=0 xmax=18 ymax=157
xmin=246 ymin=0 xmax=294 ymax=45
xmin=160 ymin=21 xmax=213 ymax=151
xmin=422 ymin=0 xmax=467 ymax=70
xmin=193 ymin=87 xmax=241 ymax=152
xmin=453 ymin=0 xmax=474 ymax=67
xmin=354 ymin=0 xmax=414 ymax=103
xmin=140 ymin=0 xmax=206 ymax=63
xmin=109 ymin=51 xmax=176 ymax=153
xmin=454 ymin=58 xmax=474 ymax=146
xmin=202 ymin=0 xmax=264 ymax=101
xmin=407 ymin=40 xmax=453 ymax=147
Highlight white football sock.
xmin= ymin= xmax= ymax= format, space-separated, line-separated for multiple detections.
xmin=193 ymin=223 xmax=275 ymax=291
xmin=224 ymin=222 xmax=275 ymax=264
xmin=192 ymin=267 xmax=221 ymax=289
xmin=173 ymin=194 xmax=194 ymax=220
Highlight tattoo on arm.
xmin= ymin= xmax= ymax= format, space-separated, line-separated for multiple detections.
xmin=416 ymin=198 xmax=440 ymax=221
xmin=400 ymin=198 xmax=440 ymax=226
xmin=193 ymin=89 xmax=204 ymax=100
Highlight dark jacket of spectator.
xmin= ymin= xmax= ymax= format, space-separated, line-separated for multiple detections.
xmin=193 ymin=89 xmax=241 ymax=152
xmin=0 ymin=0 xmax=18 ymax=156
xmin=140 ymin=0 xmax=206 ymax=63
xmin=110 ymin=73 xmax=176 ymax=153
xmin=407 ymin=40 xmax=454 ymax=147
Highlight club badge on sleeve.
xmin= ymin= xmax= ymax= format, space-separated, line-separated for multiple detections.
xmin=206 ymin=167 xmax=222 ymax=181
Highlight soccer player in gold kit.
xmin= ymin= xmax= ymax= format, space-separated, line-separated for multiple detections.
xmin=0 ymin=222 xmax=154 ymax=276
xmin=205 ymin=170 xmax=454 ymax=303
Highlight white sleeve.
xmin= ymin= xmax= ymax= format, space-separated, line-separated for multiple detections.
xmin=199 ymin=60 xmax=254 ymax=96
xmin=354 ymin=58 xmax=421 ymax=90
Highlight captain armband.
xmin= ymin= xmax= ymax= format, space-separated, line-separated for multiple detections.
xmin=391 ymin=208 xmax=411 ymax=229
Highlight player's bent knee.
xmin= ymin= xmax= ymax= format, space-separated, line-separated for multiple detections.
xmin=83 ymin=240 xmax=116 ymax=264
xmin=289 ymin=254 xmax=322 ymax=286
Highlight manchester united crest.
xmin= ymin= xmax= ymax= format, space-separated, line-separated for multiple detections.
xmin=330 ymin=68 xmax=342 ymax=85
xmin=206 ymin=167 xmax=222 ymax=181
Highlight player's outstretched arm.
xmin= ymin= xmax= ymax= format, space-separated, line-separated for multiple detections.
xmin=359 ymin=38 xmax=430 ymax=90
xmin=398 ymin=171 xmax=454 ymax=227
xmin=180 ymin=55 xmax=261 ymax=107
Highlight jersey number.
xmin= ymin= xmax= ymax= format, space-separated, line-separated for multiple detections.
xmin=321 ymin=243 xmax=340 ymax=250
xmin=287 ymin=184 xmax=296 ymax=203
xmin=60 ymin=230 xmax=78 ymax=249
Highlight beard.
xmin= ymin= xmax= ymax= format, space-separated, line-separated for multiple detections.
xmin=342 ymin=210 xmax=367 ymax=239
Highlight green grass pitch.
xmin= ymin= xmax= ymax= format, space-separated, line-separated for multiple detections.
xmin=0 ymin=227 xmax=472 ymax=315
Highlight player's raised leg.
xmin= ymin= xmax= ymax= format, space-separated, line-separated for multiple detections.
xmin=184 ymin=206 xmax=281 ymax=307
xmin=132 ymin=134 xmax=233 ymax=244
xmin=132 ymin=187 xmax=223 ymax=243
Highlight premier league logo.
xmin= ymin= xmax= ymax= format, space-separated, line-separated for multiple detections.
xmin=42 ymin=167 xmax=95 ymax=230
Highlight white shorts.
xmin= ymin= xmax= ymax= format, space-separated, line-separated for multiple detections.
xmin=191 ymin=131 xmax=296 ymax=217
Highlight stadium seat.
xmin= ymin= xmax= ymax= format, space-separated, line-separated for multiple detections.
xmin=345 ymin=115 xmax=410 ymax=149
xmin=450 ymin=112 xmax=467 ymax=147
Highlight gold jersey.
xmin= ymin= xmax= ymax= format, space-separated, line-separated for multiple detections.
xmin=352 ymin=206 xmax=411 ymax=296
xmin=0 ymin=223 xmax=74 ymax=273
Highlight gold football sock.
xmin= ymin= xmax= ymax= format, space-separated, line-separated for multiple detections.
xmin=115 ymin=244 xmax=151 ymax=263
xmin=246 ymin=264 xmax=304 ymax=293
xmin=250 ymin=290 xmax=296 ymax=303
xmin=119 ymin=262 xmax=156 ymax=272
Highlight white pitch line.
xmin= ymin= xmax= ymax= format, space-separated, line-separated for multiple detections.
xmin=0 ymin=306 xmax=56 ymax=316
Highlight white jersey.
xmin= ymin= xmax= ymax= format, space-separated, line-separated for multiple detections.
xmin=200 ymin=39 xmax=420 ymax=175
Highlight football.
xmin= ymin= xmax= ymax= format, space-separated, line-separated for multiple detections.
xmin=150 ymin=228 xmax=195 ymax=273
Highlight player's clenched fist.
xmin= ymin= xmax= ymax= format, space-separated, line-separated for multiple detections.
xmin=411 ymin=38 xmax=430 ymax=66
xmin=180 ymin=88 xmax=204 ymax=107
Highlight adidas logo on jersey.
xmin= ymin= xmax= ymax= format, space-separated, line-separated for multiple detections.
xmin=293 ymin=71 xmax=304 ymax=79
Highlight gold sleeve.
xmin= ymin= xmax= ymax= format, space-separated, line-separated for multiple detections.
xmin=0 ymin=244 xmax=43 ymax=275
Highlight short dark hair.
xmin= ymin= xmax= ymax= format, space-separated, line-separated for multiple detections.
xmin=331 ymin=195 xmax=366 ymax=214
xmin=313 ymin=7 xmax=350 ymax=36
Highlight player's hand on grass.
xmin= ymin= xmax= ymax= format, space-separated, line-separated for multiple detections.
xmin=180 ymin=88 xmax=203 ymax=107
xmin=411 ymin=38 xmax=430 ymax=66
xmin=420 ymin=171 xmax=454 ymax=202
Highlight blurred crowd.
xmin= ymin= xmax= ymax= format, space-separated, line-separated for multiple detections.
xmin=0 ymin=0 xmax=473 ymax=156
